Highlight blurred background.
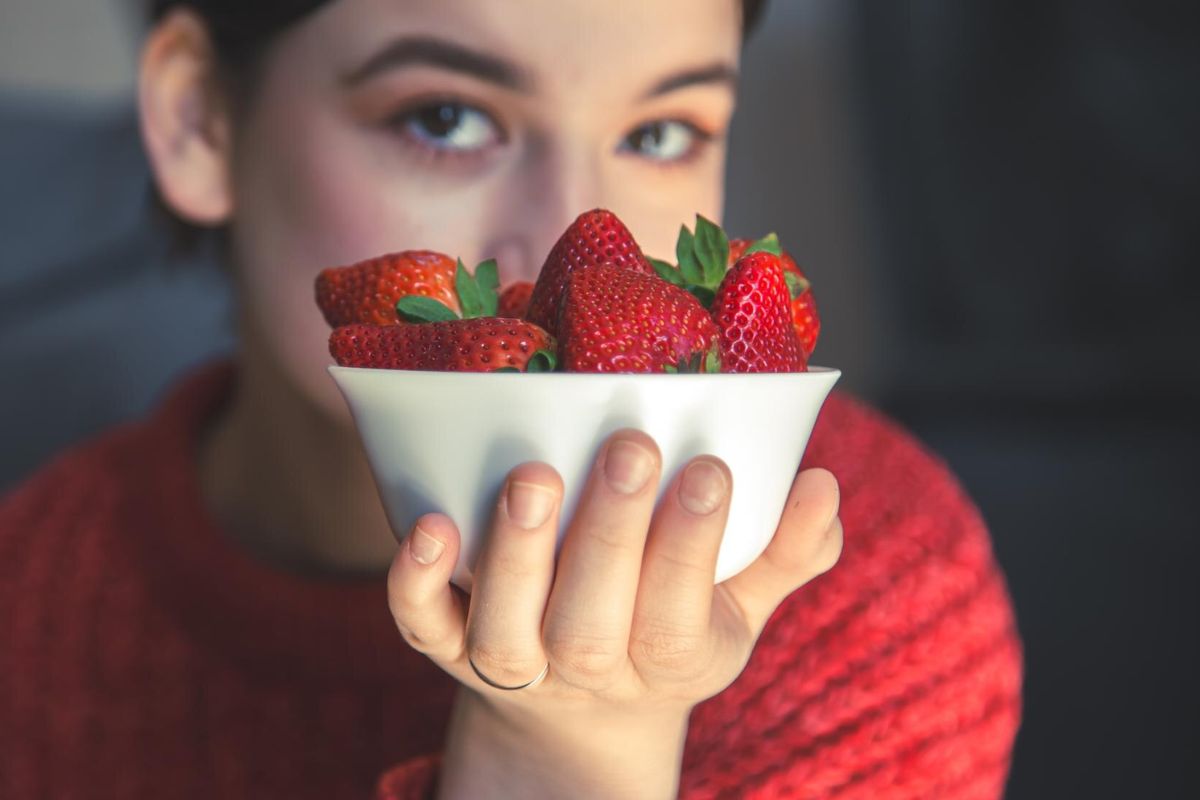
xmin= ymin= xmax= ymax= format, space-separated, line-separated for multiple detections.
xmin=1 ymin=1 xmax=1196 ymax=796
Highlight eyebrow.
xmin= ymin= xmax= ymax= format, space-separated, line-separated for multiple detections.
xmin=343 ymin=35 xmax=534 ymax=92
xmin=641 ymin=62 xmax=739 ymax=99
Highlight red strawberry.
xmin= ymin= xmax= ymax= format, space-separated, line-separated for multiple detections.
xmin=497 ymin=281 xmax=534 ymax=318
xmin=329 ymin=318 xmax=555 ymax=372
xmin=729 ymin=237 xmax=820 ymax=359
xmin=711 ymin=251 xmax=806 ymax=373
xmin=316 ymin=250 xmax=459 ymax=327
xmin=557 ymin=264 xmax=720 ymax=373
xmin=527 ymin=209 xmax=654 ymax=336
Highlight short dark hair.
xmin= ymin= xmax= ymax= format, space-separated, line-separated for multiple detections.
xmin=150 ymin=1 xmax=770 ymax=51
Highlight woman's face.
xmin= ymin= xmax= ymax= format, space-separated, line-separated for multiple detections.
xmin=219 ymin=0 xmax=742 ymax=416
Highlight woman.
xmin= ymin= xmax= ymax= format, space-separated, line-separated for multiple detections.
xmin=0 ymin=0 xmax=1022 ymax=797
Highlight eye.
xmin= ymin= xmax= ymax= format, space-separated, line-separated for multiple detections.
xmin=397 ymin=101 xmax=501 ymax=153
xmin=620 ymin=120 xmax=708 ymax=162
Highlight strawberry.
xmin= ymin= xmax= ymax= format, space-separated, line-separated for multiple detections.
xmin=315 ymin=250 xmax=458 ymax=327
xmin=650 ymin=219 xmax=821 ymax=359
xmin=526 ymin=209 xmax=654 ymax=336
xmin=497 ymin=281 xmax=534 ymax=318
xmin=711 ymin=251 xmax=806 ymax=373
xmin=329 ymin=319 xmax=556 ymax=373
xmin=729 ymin=236 xmax=820 ymax=358
xmin=557 ymin=264 xmax=720 ymax=373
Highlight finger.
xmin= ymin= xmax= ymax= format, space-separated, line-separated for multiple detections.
xmin=631 ymin=456 xmax=732 ymax=678
xmin=387 ymin=513 xmax=469 ymax=666
xmin=464 ymin=462 xmax=562 ymax=689
xmin=543 ymin=430 xmax=661 ymax=684
xmin=718 ymin=468 xmax=842 ymax=637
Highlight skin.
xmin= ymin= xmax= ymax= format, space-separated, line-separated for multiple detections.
xmin=139 ymin=0 xmax=843 ymax=796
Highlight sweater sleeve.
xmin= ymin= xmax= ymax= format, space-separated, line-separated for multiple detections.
xmin=374 ymin=753 xmax=442 ymax=800
xmin=678 ymin=396 xmax=1023 ymax=799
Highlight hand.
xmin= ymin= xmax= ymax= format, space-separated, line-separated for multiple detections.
xmin=386 ymin=429 xmax=842 ymax=799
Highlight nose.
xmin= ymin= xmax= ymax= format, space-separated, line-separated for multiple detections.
xmin=481 ymin=140 xmax=601 ymax=285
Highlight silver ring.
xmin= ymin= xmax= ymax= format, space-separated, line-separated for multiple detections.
xmin=468 ymin=656 xmax=550 ymax=691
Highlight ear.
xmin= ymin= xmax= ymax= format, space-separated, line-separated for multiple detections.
xmin=138 ymin=9 xmax=234 ymax=225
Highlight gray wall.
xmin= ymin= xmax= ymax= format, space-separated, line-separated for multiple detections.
xmin=0 ymin=0 xmax=138 ymax=98
xmin=726 ymin=1 xmax=879 ymax=396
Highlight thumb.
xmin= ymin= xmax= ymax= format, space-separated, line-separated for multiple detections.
xmin=718 ymin=468 xmax=842 ymax=636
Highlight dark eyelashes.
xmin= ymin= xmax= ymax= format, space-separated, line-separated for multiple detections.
xmin=381 ymin=98 xmax=720 ymax=168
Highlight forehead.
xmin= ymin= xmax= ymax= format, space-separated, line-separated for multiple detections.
xmin=308 ymin=0 xmax=742 ymax=96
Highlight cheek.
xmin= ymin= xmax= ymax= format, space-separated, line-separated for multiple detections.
xmin=227 ymin=102 xmax=423 ymax=418
xmin=223 ymin=97 xmax=507 ymax=418
xmin=614 ymin=151 xmax=728 ymax=260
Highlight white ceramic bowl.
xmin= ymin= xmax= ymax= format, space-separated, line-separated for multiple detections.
xmin=330 ymin=366 xmax=840 ymax=591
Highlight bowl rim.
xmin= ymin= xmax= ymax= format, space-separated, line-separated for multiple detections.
xmin=328 ymin=364 xmax=841 ymax=379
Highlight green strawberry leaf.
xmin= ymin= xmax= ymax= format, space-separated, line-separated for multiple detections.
xmin=704 ymin=346 xmax=722 ymax=373
xmin=743 ymin=232 xmax=783 ymax=257
xmin=454 ymin=259 xmax=482 ymax=318
xmin=676 ymin=225 xmax=704 ymax=286
xmin=687 ymin=285 xmax=717 ymax=308
xmin=693 ymin=214 xmax=729 ymax=287
xmin=784 ymin=271 xmax=811 ymax=299
xmin=396 ymin=295 xmax=460 ymax=323
xmin=650 ymin=257 xmax=686 ymax=286
xmin=454 ymin=258 xmax=489 ymax=319
xmin=474 ymin=259 xmax=500 ymax=316
xmin=665 ymin=351 xmax=714 ymax=373
xmin=526 ymin=349 xmax=557 ymax=373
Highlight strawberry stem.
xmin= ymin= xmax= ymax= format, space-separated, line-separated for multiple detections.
xmin=527 ymin=349 xmax=558 ymax=372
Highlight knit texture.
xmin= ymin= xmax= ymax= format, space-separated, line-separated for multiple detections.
xmin=0 ymin=362 xmax=1021 ymax=799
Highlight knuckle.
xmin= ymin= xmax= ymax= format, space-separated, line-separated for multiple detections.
xmin=762 ymin=539 xmax=806 ymax=577
xmin=395 ymin=623 xmax=445 ymax=655
xmin=398 ymin=625 xmax=429 ymax=652
xmin=545 ymin=631 xmax=624 ymax=680
xmin=651 ymin=546 xmax=712 ymax=584
xmin=468 ymin=641 xmax=545 ymax=682
xmin=630 ymin=622 xmax=706 ymax=676
xmin=486 ymin=550 xmax=534 ymax=582
xmin=766 ymin=515 xmax=843 ymax=579
xmin=586 ymin=521 xmax=641 ymax=556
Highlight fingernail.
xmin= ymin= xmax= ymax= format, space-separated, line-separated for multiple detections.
xmin=410 ymin=527 xmax=445 ymax=565
xmin=506 ymin=481 xmax=556 ymax=530
xmin=604 ymin=439 xmax=654 ymax=494
xmin=679 ymin=460 xmax=727 ymax=516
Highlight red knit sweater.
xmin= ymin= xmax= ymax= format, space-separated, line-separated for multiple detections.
xmin=0 ymin=362 xmax=1021 ymax=799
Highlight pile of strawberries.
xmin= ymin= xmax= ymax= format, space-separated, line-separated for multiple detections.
xmin=317 ymin=209 xmax=820 ymax=374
